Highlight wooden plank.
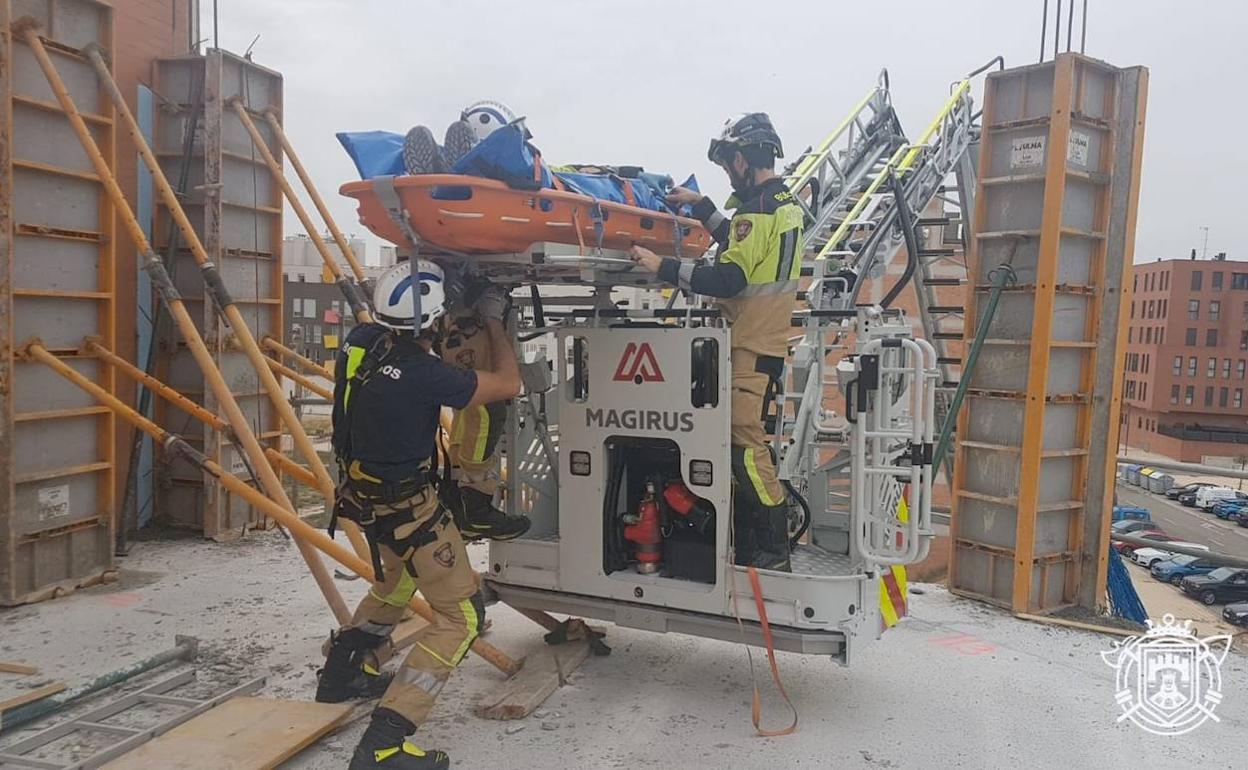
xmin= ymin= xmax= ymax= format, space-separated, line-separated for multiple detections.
xmin=472 ymin=639 xmax=593 ymax=720
xmin=0 ymin=682 xmax=65 ymax=712
xmin=101 ymin=697 xmax=353 ymax=770
xmin=0 ymin=662 xmax=38 ymax=676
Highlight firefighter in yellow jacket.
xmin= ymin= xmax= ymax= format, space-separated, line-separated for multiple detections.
xmin=630 ymin=113 xmax=801 ymax=572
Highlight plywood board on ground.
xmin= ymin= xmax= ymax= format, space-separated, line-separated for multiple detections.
xmin=101 ymin=696 xmax=353 ymax=770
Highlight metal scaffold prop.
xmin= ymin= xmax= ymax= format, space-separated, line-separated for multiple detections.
xmin=14 ymin=19 xmax=522 ymax=676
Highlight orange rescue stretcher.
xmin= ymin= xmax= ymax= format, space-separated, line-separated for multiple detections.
xmin=341 ymin=175 xmax=713 ymax=257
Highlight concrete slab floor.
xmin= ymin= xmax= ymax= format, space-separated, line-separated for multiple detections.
xmin=1 ymin=532 xmax=1244 ymax=769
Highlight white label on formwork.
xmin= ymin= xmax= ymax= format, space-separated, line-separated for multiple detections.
xmin=1067 ymin=130 xmax=1090 ymax=167
xmin=230 ymin=453 xmax=247 ymax=476
xmin=1009 ymin=135 xmax=1046 ymax=168
xmin=38 ymin=484 xmax=70 ymax=521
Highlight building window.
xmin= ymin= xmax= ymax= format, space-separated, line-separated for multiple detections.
xmin=1213 ymin=271 xmax=1224 ymax=291
xmin=1141 ymin=381 xmax=1147 ymax=401
xmin=1146 ymin=300 xmax=1154 ymax=319
xmin=1208 ymin=358 xmax=1217 ymax=378
xmin=1158 ymin=327 xmax=1164 ymax=344
xmin=298 ymin=273 xmax=306 ymax=282
xmin=1188 ymin=299 xmax=1200 ymax=319
xmin=1219 ymin=387 xmax=1229 ymax=407
xmin=1207 ymin=329 xmax=1218 ymax=347
xmin=1170 ymin=384 xmax=1180 ymax=404
xmin=1130 ymin=301 xmax=1135 ymax=319
xmin=1229 ymin=272 xmax=1248 ymax=289
xmin=1144 ymin=354 xmax=1150 ymax=374
xmin=1133 ymin=275 xmax=1139 ymax=292
xmin=1191 ymin=270 xmax=1203 ymax=291
xmin=1128 ymin=327 xmax=1134 ymax=343
xmin=1239 ymin=360 xmax=1246 ymax=379
xmin=1161 ymin=299 xmax=1167 ymax=318
xmin=1137 ymin=416 xmax=1143 ymax=429
xmin=1127 ymin=380 xmax=1136 ymax=398
xmin=1204 ymin=386 xmax=1214 ymax=407
xmin=1224 ymin=358 xmax=1232 ymax=379
xmin=1242 ymin=330 xmax=1248 ymax=351
xmin=1184 ymin=385 xmax=1194 ymax=405
xmin=1236 ymin=389 xmax=1244 ymax=409
xmin=1188 ymin=356 xmax=1198 ymax=376
xmin=1243 ymin=300 xmax=1248 ymax=317
xmin=313 ymin=325 xmax=323 ymax=345
xmin=1173 ymin=356 xmax=1182 ymax=376
xmin=1210 ymin=300 xmax=1221 ymax=321
xmin=1187 ymin=328 xmax=1198 ymax=346
xmin=1145 ymin=327 xmax=1153 ymax=344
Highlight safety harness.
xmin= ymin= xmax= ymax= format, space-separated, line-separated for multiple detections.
xmin=330 ymin=329 xmax=449 ymax=581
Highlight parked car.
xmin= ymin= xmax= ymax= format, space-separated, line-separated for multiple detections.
xmin=1166 ymin=482 xmax=1217 ymax=500
xmin=1112 ymin=530 xmax=1173 ymax=555
xmin=1151 ymin=555 xmax=1219 ymax=585
xmin=1181 ymin=567 xmax=1248 ymax=605
xmin=1224 ymin=602 xmax=1248 ymax=628
xmin=1211 ymin=500 xmax=1248 ymax=520
xmin=1111 ymin=505 xmax=1150 ymax=522
xmin=1112 ymin=519 xmax=1160 ymax=536
xmin=1178 ymin=491 xmax=1199 ymax=507
xmin=1234 ymin=510 xmax=1248 ymax=528
xmin=1195 ymin=486 xmax=1244 ymax=511
xmin=1132 ymin=542 xmax=1209 ymax=568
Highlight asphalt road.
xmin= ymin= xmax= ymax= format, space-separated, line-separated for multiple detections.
xmin=1115 ymin=481 xmax=1248 ymax=559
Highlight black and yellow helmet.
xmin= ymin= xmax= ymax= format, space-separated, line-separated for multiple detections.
xmin=707 ymin=112 xmax=784 ymax=165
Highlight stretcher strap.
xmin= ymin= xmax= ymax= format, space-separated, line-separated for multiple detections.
xmin=746 ymin=566 xmax=799 ymax=737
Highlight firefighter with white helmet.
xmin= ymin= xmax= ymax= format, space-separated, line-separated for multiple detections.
xmin=629 ymin=112 xmax=802 ymax=572
xmin=320 ymin=261 xmax=526 ymax=769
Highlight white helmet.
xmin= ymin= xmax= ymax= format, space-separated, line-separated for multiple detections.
xmin=461 ymin=100 xmax=516 ymax=141
xmin=372 ymin=260 xmax=447 ymax=332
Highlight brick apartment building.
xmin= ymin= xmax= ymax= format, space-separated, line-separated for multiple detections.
xmin=1120 ymin=255 xmax=1248 ymax=462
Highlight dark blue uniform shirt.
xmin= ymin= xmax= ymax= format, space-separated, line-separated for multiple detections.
xmin=332 ymin=323 xmax=478 ymax=482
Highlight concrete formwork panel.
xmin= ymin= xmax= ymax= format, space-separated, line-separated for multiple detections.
xmin=0 ymin=0 xmax=115 ymax=605
xmin=950 ymin=54 xmax=1148 ymax=613
xmin=151 ymin=51 xmax=283 ymax=538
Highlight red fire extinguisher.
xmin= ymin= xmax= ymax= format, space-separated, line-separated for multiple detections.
xmin=623 ymin=481 xmax=663 ymax=574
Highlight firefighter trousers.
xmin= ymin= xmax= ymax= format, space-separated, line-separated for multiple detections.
xmin=346 ymin=490 xmax=484 ymax=727
xmin=729 ymin=349 xmax=785 ymax=509
xmin=448 ymin=402 xmax=505 ymax=495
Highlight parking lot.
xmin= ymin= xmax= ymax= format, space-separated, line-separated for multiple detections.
xmin=1114 ymin=482 xmax=1248 ymax=638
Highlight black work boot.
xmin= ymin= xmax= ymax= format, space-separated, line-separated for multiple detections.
xmin=751 ymin=504 xmax=792 ymax=572
xmin=402 ymin=126 xmax=448 ymax=175
xmin=349 ymin=709 xmax=449 ymax=770
xmin=452 ymin=487 xmax=531 ymax=541
xmin=315 ymin=628 xmax=393 ymax=704
xmin=442 ymin=120 xmax=478 ymax=167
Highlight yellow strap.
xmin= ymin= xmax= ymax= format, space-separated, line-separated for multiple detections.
xmin=451 ymin=597 xmax=480 ymax=665
xmin=470 ymin=406 xmax=491 ymax=462
xmin=743 ymin=448 xmax=782 ymax=507
xmin=375 ymin=742 xmax=427 ymax=762
xmin=342 ymin=345 xmax=366 ymax=408
xmin=370 ymin=568 xmax=417 ymax=608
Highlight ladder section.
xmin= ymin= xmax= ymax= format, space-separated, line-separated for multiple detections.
xmin=783 ymin=71 xmax=904 ymax=261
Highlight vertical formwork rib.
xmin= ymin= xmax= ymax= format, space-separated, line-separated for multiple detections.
xmin=151 ymin=51 xmax=288 ymax=538
xmin=949 ymin=53 xmax=1148 ymax=613
xmin=1 ymin=0 xmax=116 ymax=605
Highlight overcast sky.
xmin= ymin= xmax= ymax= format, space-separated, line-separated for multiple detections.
xmin=203 ymin=0 xmax=1243 ymax=265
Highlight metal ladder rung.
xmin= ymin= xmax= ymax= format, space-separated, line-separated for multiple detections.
xmin=923 ymin=278 xmax=963 ymax=286
xmin=927 ymin=306 xmax=964 ymax=314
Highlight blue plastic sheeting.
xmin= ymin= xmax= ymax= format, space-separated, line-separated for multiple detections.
xmin=451 ymin=124 xmax=553 ymax=188
xmin=337 ymin=130 xmax=406 ymax=179
xmin=1107 ymin=547 xmax=1149 ymax=624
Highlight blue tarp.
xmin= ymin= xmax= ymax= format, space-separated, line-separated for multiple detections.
xmin=451 ymin=124 xmax=553 ymax=188
xmin=336 ymin=130 xmax=406 ymax=179
xmin=338 ymin=124 xmax=699 ymax=215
